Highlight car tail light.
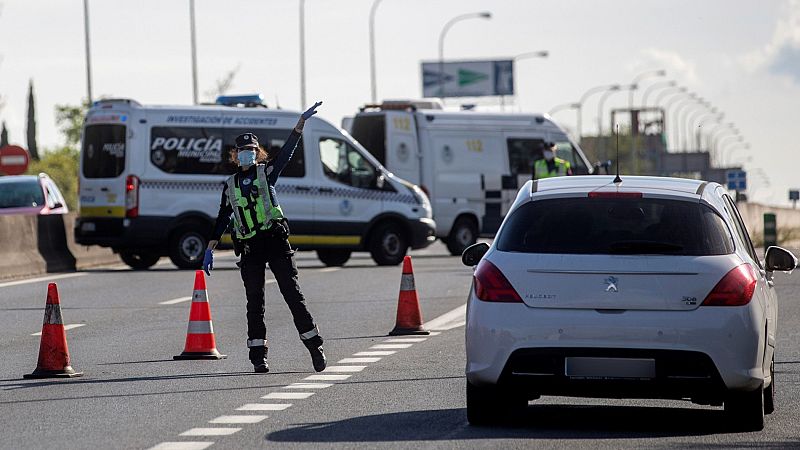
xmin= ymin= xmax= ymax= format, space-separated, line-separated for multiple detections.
xmin=125 ymin=175 xmax=139 ymax=218
xmin=473 ymin=260 xmax=522 ymax=303
xmin=588 ymin=192 xmax=643 ymax=198
xmin=701 ymin=264 xmax=758 ymax=306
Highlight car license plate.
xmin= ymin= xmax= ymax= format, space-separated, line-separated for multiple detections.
xmin=565 ymin=357 xmax=655 ymax=380
xmin=81 ymin=222 xmax=96 ymax=232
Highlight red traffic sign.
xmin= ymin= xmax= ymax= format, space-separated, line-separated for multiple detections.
xmin=0 ymin=145 xmax=30 ymax=175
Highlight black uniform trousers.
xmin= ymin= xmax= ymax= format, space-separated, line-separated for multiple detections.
xmin=239 ymin=227 xmax=321 ymax=350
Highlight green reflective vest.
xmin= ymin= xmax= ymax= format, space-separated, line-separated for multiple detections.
xmin=534 ymin=158 xmax=571 ymax=179
xmin=226 ymin=164 xmax=284 ymax=240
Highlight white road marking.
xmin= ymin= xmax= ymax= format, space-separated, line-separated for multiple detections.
xmin=180 ymin=428 xmax=241 ymax=436
xmin=304 ymin=374 xmax=351 ymax=381
xmin=285 ymin=382 xmax=332 ymax=389
xmin=0 ymin=272 xmax=86 ymax=289
xmin=159 ymin=296 xmax=192 ymax=305
xmin=370 ymin=344 xmax=412 ymax=349
xmin=318 ymin=267 xmax=341 ymax=273
xmin=429 ymin=331 xmax=442 ymax=336
xmin=236 ymin=403 xmax=292 ymax=411
xmin=322 ymin=365 xmax=366 ymax=373
xmin=209 ymin=415 xmax=268 ymax=424
xmin=262 ymin=392 xmax=315 ymax=400
xmin=354 ymin=351 xmax=396 ymax=356
xmin=32 ymin=324 xmax=85 ymax=336
xmin=148 ymin=442 xmax=213 ymax=450
xmin=384 ymin=337 xmax=428 ymax=343
xmin=425 ymin=304 xmax=467 ymax=330
xmin=338 ymin=357 xmax=381 ymax=363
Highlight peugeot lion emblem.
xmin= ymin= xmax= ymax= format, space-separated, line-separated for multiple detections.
xmin=604 ymin=276 xmax=619 ymax=293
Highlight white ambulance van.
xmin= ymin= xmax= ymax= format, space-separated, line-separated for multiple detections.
xmin=75 ymin=97 xmax=435 ymax=270
xmin=348 ymin=101 xmax=594 ymax=255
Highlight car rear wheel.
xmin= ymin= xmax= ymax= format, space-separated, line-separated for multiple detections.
xmin=724 ymin=384 xmax=765 ymax=431
xmin=316 ymin=249 xmax=351 ymax=267
xmin=169 ymin=225 xmax=207 ymax=270
xmin=466 ymin=380 xmax=526 ymax=426
xmin=119 ymin=251 xmax=160 ymax=270
xmin=764 ymin=358 xmax=775 ymax=415
xmin=369 ymin=222 xmax=407 ymax=266
xmin=446 ymin=217 xmax=478 ymax=256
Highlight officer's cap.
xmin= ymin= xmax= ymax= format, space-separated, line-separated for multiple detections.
xmin=235 ymin=132 xmax=259 ymax=149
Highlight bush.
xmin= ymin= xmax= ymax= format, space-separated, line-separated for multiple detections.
xmin=25 ymin=146 xmax=80 ymax=210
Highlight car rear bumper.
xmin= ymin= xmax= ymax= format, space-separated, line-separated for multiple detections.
xmin=465 ymin=294 xmax=766 ymax=396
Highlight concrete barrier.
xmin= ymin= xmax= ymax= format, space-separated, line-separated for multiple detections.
xmin=63 ymin=213 xmax=119 ymax=270
xmin=736 ymin=203 xmax=800 ymax=251
xmin=0 ymin=215 xmax=47 ymax=280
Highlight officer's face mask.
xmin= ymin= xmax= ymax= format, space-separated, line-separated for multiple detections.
xmin=238 ymin=149 xmax=256 ymax=166
xmin=543 ymin=150 xmax=555 ymax=161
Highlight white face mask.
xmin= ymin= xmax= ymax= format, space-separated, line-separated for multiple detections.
xmin=238 ymin=150 xmax=256 ymax=166
xmin=543 ymin=150 xmax=554 ymax=161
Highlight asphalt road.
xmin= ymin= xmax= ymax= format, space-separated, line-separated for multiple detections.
xmin=1 ymin=242 xmax=799 ymax=449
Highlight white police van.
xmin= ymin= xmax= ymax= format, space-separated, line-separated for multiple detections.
xmin=348 ymin=100 xmax=594 ymax=255
xmin=75 ymin=95 xmax=435 ymax=270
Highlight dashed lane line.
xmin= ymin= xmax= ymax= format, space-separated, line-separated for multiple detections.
xmin=425 ymin=304 xmax=467 ymax=330
xmin=385 ymin=337 xmax=428 ymax=343
xmin=318 ymin=267 xmax=341 ymax=273
xmin=370 ymin=343 xmax=412 ymax=349
xmin=321 ymin=365 xmax=366 ymax=373
xmin=285 ymin=382 xmax=333 ymax=389
xmin=32 ymin=323 xmax=85 ymax=336
xmin=180 ymin=428 xmax=241 ymax=437
xmin=148 ymin=442 xmax=213 ymax=450
xmin=159 ymin=296 xmax=193 ymax=305
xmin=354 ymin=350 xmax=396 ymax=356
xmin=304 ymin=374 xmax=351 ymax=381
xmin=262 ymin=392 xmax=315 ymax=400
xmin=236 ymin=403 xmax=292 ymax=411
xmin=338 ymin=357 xmax=382 ymax=363
xmin=209 ymin=415 xmax=268 ymax=424
xmin=0 ymin=272 xmax=86 ymax=289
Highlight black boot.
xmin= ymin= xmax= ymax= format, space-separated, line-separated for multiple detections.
xmin=249 ymin=346 xmax=269 ymax=373
xmin=303 ymin=336 xmax=326 ymax=372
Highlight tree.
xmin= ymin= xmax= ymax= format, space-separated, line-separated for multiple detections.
xmin=26 ymin=79 xmax=39 ymax=160
xmin=55 ymin=100 xmax=90 ymax=149
xmin=203 ymin=64 xmax=241 ymax=103
xmin=0 ymin=121 xmax=8 ymax=147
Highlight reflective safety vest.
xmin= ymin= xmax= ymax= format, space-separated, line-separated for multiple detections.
xmin=534 ymin=158 xmax=571 ymax=179
xmin=225 ymin=164 xmax=284 ymax=240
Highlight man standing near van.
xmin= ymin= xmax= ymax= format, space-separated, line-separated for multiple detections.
xmin=202 ymin=102 xmax=326 ymax=374
xmin=533 ymin=142 xmax=572 ymax=179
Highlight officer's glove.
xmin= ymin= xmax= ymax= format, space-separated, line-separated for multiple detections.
xmin=203 ymin=249 xmax=214 ymax=276
xmin=301 ymin=101 xmax=323 ymax=120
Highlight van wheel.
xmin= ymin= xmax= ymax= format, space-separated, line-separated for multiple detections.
xmin=169 ymin=226 xmax=207 ymax=270
xmin=446 ymin=217 xmax=478 ymax=256
xmin=119 ymin=251 xmax=160 ymax=270
xmin=317 ymin=249 xmax=351 ymax=267
xmin=369 ymin=222 xmax=407 ymax=266
xmin=725 ymin=384 xmax=765 ymax=431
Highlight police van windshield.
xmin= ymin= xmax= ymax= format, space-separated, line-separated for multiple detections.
xmin=82 ymin=125 xmax=126 ymax=178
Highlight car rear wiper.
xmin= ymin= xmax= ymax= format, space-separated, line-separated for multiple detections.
xmin=607 ymin=240 xmax=685 ymax=255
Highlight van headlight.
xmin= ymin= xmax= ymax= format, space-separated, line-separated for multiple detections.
xmin=408 ymin=184 xmax=432 ymax=218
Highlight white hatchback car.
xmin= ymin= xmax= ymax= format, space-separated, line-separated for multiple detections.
xmin=462 ymin=176 xmax=797 ymax=431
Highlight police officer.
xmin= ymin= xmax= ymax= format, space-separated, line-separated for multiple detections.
xmin=202 ymin=102 xmax=325 ymax=374
xmin=533 ymin=142 xmax=573 ymax=179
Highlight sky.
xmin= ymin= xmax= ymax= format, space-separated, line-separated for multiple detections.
xmin=0 ymin=0 xmax=798 ymax=205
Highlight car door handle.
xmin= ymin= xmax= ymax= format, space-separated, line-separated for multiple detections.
xmin=295 ymin=186 xmax=311 ymax=192
xmin=319 ymin=187 xmax=333 ymax=193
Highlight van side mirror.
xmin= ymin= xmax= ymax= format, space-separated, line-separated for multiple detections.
xmin=765 ymin=246 xmax=797 ymax=272
xmin=462 ymin=242 xmax=489 ymax=266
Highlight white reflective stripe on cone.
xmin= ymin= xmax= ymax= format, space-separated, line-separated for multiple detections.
xmin=400 ymin=274 xmax=415 ymax=291
xmin=300 ymin=327 xmax=319 ymax=340
xmin=43 ymin=303 xmax=64 ymax=325
xmin=187 ymin=321 xmax=213 ymax=334
xmin=192 ymin=290 xmax=208 ymax=302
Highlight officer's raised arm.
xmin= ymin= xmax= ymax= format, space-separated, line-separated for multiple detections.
xmin=268 ymin=101 xmax=323 ymax=185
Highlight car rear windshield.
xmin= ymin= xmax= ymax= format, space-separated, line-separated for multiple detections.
xmin=0 ymin=180 xmax=45 ymax=208
xmin=82 ymin=124 xmax=126 ymax=178
xmin=496 ymin=197 xmax=734 ymax=256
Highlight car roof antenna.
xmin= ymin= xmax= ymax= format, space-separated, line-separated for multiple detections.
xmin=613 ymin=123 xmax=622 ymax=184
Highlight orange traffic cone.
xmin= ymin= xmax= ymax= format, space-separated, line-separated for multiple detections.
xmin=174 ymin=270 xmax=226 ymax=360
xmin=24 ymin=283 xmax=83 ymax=378
xmin=389 ymin=256 xmax=430 ymax=336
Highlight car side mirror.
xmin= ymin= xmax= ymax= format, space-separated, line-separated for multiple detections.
xmin=52 ymin=201 xmax=63 ymax=209
xmin=462 ymin=242 xmax=489 ymax=267
xmin=765 ymin=246 xmax=797 ymax=272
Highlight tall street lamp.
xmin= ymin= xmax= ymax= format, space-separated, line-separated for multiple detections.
xmin=597 ymin=85 xmax=632 ymax=137
xmin=576 ymin=84 xmax=620 ymax=143
xmin=628 ymin=69 xmax=666 ymax=118
xmin=641 ymin=80 xmax=676 ymax=109
xmin=670 ymin=95 xmax=700 ymax=151
xmin=189 ymin=0 xmax=198 ymax=104
xmin=438 ymin=11 xmax=492 ymax=97
xmin=299 ymin=0 xmax=307 ymax=108
xmin=509 ymin=50 xmax=548 ymax=109
xmin=685 ymin=107 xmax=715 ymax=151
xmin=83 ymin=0 xmax=93 ymax=103
xmin=695 ymin=113 xmax=724 ymax=150
xmin=368 ymin=0 xmax=385 ymax=104
xmin=549 ymin=102 xmax=580 ymax=116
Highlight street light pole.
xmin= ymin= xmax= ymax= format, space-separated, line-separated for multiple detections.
xmin=438 ymin=11 xmax=492 ymax=98
xmin=695 ymin=114 xmax=724 ymax=150
xmin=299 ymin=0 xmax=307 ymax=108
xmin=684 ymin=106 xmax=713 ymax=151
xmin=641 ymin=80 xmax=676 ymax=109
xmin=628 ymin=69 xmax=666 ymax=128
xmin=576 ymin=84 xmax=621 ymax=143
xmin=511 ymin=51 xmax=548 ymax=109
xmin=83 ymin=0 xmax=93 ymax=103
xmin=548 ymin=102 xmax=580 ymax=116
xmin=368 ymin=0 xmax=384 ymax=104
xmin=189 ymin=0 xmax=199 ymax=104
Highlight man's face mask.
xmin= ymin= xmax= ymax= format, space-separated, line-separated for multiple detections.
xmin=543 ymin=150 xmax=554 ymax=161
xmin=238 ymin=149 xmax=256 ymax=166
